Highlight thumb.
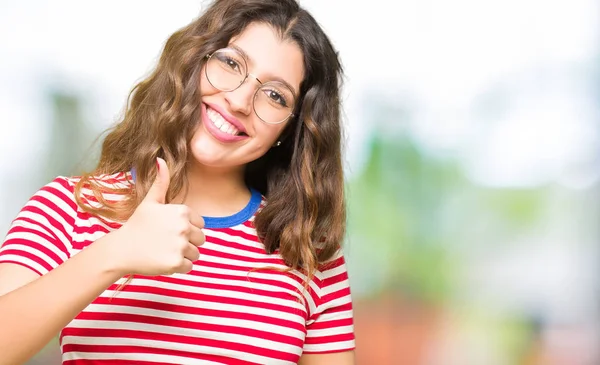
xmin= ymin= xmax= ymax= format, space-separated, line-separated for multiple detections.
xmin=145 ymin=157 xmax=170 ymax=204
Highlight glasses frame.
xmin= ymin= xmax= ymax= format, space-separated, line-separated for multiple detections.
xmin=204 ymin=48 xmax=297 ymax=125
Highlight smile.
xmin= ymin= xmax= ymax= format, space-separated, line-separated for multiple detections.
xmin=206 ymin=107 xmax=247 ymax=136
xmin=202 ymin=103 xmax=250 ymax=143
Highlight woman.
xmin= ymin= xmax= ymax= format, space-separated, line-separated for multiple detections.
xmin=0 ymin=0 xmax=355 ymax=364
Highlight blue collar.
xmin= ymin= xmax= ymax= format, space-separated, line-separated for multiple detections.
xmin=130 ymin=168 xmax=261 ymax=229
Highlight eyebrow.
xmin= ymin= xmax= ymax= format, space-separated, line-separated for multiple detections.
xmin=229 ymin=43 xmax=299 ymax=97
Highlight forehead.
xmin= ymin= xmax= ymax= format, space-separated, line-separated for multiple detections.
xmin=229 ymin=22 xmax=304 ymax=92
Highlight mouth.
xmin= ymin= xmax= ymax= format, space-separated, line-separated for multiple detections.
xmin=205 ymin=104 xmax=248 ymax=137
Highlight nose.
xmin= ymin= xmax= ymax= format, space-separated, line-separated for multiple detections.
xmin=224 ymin=77 xmax=257 ymax=116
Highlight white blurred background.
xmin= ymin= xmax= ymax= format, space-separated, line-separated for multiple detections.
xmin=1 ymin=1 xmax=599 ymax=364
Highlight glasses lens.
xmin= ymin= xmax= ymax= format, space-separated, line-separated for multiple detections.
xmin=206 ymin=49 xmax=247 ymax=91
xmin=254 ymin=82 xmax=295 ymax=124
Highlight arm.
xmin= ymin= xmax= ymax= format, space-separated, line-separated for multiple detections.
xmin=0 ymin=163 xmax=204 ymax=365
xmin=301 ymin=251 xmax=356 ymax=364
xmin=298 ymin=350 xmax=356 ymax=365
xmin=0 ymin=234 xmax=123 ymax=365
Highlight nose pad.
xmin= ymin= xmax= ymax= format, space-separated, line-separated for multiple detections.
xmin=224 ymin=80 xmax=256 ymax=116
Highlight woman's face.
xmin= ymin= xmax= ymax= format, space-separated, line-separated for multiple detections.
xmin=191 ymin=22 xmax=304 ymax=170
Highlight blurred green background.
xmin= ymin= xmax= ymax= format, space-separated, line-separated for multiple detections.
xmin=1 ymin=1 xmax=599 ymax=364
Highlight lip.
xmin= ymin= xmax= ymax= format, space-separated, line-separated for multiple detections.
xmin=201 ymin=103 xmax=250 ymax=143
xmin=203 ymin=102 xmax=248 ymax=134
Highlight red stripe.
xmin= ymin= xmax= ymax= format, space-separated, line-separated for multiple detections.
xmin=215 ymin=227 xmax=263 ymax=247
xmin=0 ymin=249 xmax=53 ymax=273
xmin=103 ymin=283 xmax=305 ymax=320
xmin=61 ymin=328 xmax=300 ymax=362
xmin=73 ymin=311 xmax=304 ymax=347
xmin=303 ymin=332 xmax=355 ymax=344
xmin=0 ymin=260 xmax=43 ymax=276
xmin=186 ymin=268 xmax=301 ymax=293
xmin=44 ymin=178 xmax=78 ymax=210
xmin=193 ymin=260 xmax=319 ymax=299
xmin=2 ymin=234 xmax=66 ymax=265
xmin=301 ymin=346 xmax=355 ymax=355
xmin=63 ymin=360 xmax=173 ymax=365
xmin=318 ymin=255 xmax=346 ymax=272
xmin=201 ymin=244 xmax=283 ymax=265
xmin=72 ymin=222 xmax=113 ymax=235
xmin=62 ymin=344 xmax=264 ymax=365
xmin=12 ymin=217 xmax=70 ymax=257
xmin=321 ymin=287 xmax=352 ymax=304
xmin=145 ymin=273 xmax=305 ymax=303
xmin=319 ymin=301 xmax=353 ymax=314
xmin=20 ymin=205 xmax=71 ymax=245
xmin=307 ymin=317 xmax=354 ymax=330
xmin=321 ymin=271 xmax=349 ymax=288
xmin=92 ymin=296 xmax=307 ymax=331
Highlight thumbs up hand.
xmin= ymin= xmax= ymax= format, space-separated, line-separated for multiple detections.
xmin=108 ymin=158 xmax=205 ymax=276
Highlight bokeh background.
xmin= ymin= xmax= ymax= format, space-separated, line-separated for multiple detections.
xmin=1 ymin=0 xmax=599 ymax=364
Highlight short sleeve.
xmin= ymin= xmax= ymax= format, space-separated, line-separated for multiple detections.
xmin=303 ymin=250 xmax=356 ymax=354
xmin=0 ymin=177 xmax=77 ymax=276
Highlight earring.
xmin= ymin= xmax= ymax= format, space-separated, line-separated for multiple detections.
xmin=273 ymin=141 xmax=281 ymax=147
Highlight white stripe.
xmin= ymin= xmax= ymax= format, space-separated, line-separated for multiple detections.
xmin=306 ymin=324 xmax=355 ymax=338
xmin=74 ymin=229 xmax=112 ymax=243
xmin=62 ymin=350 xmax=227 ymax=365
xmin=3 ymin=231 xmax=69 ymax=262
xmin=321 ymin=278 xmax=350 ymax=295
xmin=317 ymin=294 xmax=352 ymax=312
xmin=314 ymin=261 xmax=346 ymax=281
xmin=101 ymin=290 xmax=305 ymax=323
xmin=0 ymin=242 xmax=60 ymax=267
xmin=37 ymin=183 xmax=75 ymax=211
xmin=114 ymin=269 xmax=317 ymax=314
xmin=231 ymin=223 xmax=259 ymax=236
xmin=129 ymin=277 xmax=305 ymax=311
xmin=0 ymin=253 xmax=49 ymax=274
xmin=311 ymin=309 xmax=354 ymax=323
xmin=196 ymin=251 xmax=320 ymax=296
xmin=206 ymin=229 xmax=265 ymax=251
xmin=302 ymin=339 xmax=355 ymax=353
xmin=62 ymin=335 xmax=298 ymax=365
xmin=17 ymin=208 xmax=71 ymax=246
xmin=166 ymin=270 xmax=307 ymax=304
xmin=84 ymin=303 xmax=306 ymax=339
xmin=65 ymin=319 xmax=302 ymax=357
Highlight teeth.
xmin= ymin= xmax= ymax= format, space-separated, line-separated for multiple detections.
xmin=207 ymin=107 xmax=241 ymax=136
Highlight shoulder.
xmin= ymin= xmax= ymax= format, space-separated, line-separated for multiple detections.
xmin=27 ymin=171 xmax=134 ymax=222
xmin=44 ymin=171 xmax=134 ymax=193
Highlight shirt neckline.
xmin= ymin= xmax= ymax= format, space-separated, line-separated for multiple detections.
xmin=130 ymin=168 xmax=261 ymax=229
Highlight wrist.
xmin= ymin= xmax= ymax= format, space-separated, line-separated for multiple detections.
xmin=87 ymin=229 xmax=130 ymax=279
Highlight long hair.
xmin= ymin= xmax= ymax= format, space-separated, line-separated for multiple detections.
xmin=75 ymin=0 xmax=346 ymax=280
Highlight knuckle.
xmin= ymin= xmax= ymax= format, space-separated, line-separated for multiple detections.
xmin=178 ymin=223 xmax=190 ymax=236
xmin=178 ymin=205 xmax=191 ymax=217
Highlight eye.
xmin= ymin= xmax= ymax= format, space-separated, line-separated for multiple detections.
xmin=215 ymin=53 xmax=243 ymax=74
xmin=223 ymin=57 xmax=241 ymax=72
xmin=263 ymin=89 xmax=288 ymax=107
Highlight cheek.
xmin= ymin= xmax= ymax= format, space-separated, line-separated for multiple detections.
xmin=199 ymin=66 xmax=216 ymax=96
xmin=254 ymin=123 xmax=287 ymax=146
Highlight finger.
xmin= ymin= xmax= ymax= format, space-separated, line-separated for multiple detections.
xmin=183 ymin=242 xmax=200 ymax=262
xmin=188 ymin=210 xmax=205 ymax=229
xmin=174 ymin=259 xmax=194 ymax=274
xmin=188 ymin=226 xmax=205 ymax=247
xmin=144 ymin=157 xmax=170 ymax=204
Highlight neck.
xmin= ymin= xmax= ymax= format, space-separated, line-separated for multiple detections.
xmin=175 ymin=163 xmax=251 ymax=218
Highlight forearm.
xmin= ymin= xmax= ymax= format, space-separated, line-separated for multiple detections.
xmin=0 ymin=233 xmax=123 ymax=365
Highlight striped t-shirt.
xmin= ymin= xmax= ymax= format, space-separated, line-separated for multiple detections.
xmin=0 ymin=172 xmax=355 ymax=364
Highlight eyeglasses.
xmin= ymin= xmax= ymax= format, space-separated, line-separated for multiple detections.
xmin=205 ymin=48 xmax=296 ymax=125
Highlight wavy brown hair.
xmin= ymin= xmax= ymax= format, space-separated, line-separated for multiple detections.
xmin=74 ymin=0 xmax=346 ymax=280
